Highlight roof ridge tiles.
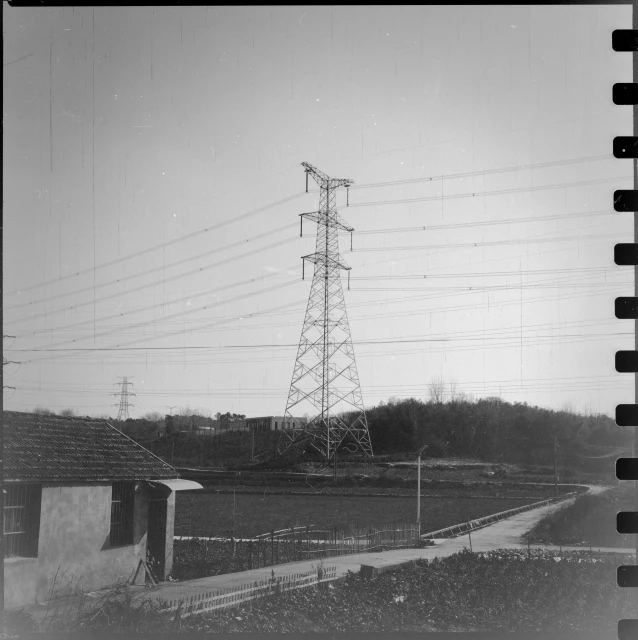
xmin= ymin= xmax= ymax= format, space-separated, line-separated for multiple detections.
xmin=3 ymin=411 xmax=178 ymax=482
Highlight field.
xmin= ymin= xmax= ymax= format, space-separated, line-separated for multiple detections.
xmin=175 ymin=492 xmax=538 ymax=538
xmin=524 ymin=485 xmax=634 ymax=548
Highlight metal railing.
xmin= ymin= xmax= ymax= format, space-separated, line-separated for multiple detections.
xmin=420 ymin=494 xmax=576 ymax=540
xmin=174 ymin=522 xmax=419 ymax=574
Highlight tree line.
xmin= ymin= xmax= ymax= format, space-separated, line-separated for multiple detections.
xmin=30 ymin=390 xmax=626 ymax=469
xmin=360 ymin=394 xmax=627 ymax=468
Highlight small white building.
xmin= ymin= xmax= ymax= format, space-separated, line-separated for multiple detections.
xmin=245 ymin=416 xmax=308 ymax=432
xmin=3 ymin=411 xmax=201 ymax=610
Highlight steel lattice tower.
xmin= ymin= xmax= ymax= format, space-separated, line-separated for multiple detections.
xmin=278 ymin=162 xmax=373 ymax=460
xmin=114 ymin=376 xmax=136 ymax=421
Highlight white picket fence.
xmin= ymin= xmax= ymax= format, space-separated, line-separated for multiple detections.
xmin=159 ymin=565 xmax=338 ymax=619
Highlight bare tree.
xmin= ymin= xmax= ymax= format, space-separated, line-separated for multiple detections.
xmin=59 ymin=408 xmax=77 ymax=417
xmin=448 ymin=378 xmax=459 ymax=402
xmin=33 ymin=406 xmax=55 ymax=415
xmin=142 ymin=411 xmax=164 ymax=422
xmin=428 ymin=376 xmax=445 ymax=405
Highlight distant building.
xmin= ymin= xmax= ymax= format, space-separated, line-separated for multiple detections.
xmin=3 ymin=411 xmax=202 ymax=610
xmin=208 ymin=418 xmax=243 ymax=433
xmin=194 ymin=425 xmax=215 ymax=436
xmin=245 ymin=416 xmax=308 ymax=432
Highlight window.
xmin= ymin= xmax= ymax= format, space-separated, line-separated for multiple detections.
xmin=274 ymin=421 xmax=278 ymax=430
xmin=4 ymin=484 xmax=41 ymax=558
xmin=109 ymin=482 xmax=135 ymax=547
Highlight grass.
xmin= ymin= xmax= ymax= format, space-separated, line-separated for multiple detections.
xmin=10 ymin=549 xmax=631 ymax=634
xmin=175 ymin=492 xmax=538 ymax=538
xmin=524 ymin=485 xmax=633 ymax=548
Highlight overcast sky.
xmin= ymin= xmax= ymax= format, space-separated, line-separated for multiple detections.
xmin=3 ymin=5 xmax=633 ymax=419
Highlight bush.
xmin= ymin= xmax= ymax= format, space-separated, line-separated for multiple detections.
xmin=174 ymin=549 xmax=631 ymax=633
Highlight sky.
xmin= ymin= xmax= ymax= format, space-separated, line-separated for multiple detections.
xmin=3 ymin=5 xmax=634 ymax=420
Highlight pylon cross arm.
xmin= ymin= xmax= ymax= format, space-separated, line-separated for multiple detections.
xmin=302 ymin=253 xmax=351 ymax=271
xmin=301 ymin=162 xmax=354 ymax=189
xmin=300 ymin=211 xmax=354 ymax=233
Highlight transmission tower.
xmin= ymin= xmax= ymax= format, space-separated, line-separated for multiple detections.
xmin=113 ymin=377 xmax=136 ymax=421
xmin=278 ymin=162 xmax=373 ymax=461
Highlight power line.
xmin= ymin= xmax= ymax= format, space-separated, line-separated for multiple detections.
xmin=11 ymin=226 xmax=614 ymax=337
xmin=4 ymin=192 xmax=304 ymax=297
xmin=17 ymin=265 xmax=614 ymax=339
xmin=6 ymin=227 xmax=617 ymax=329
xmin=6 ymin=154 xmax=611 ymax=299
xmin=17 ymin=279 xmax=298 ymax=356
xmin=11 ymin=328 xmax=631 ymax=354
xmin=347 ymin=176 xmax=629 ymax=208
xmin=345 ymin=154 xmax=614 ymax=191
xmin=5 ymin=226 xmax=298 ymax=314
xmin=16 ymin=265 xmax=299 ymax=339
xmin=349 ymin=232 xmax=621 ymax=253
xmin=355 ymin=208 xmax=612 ymax=236
xmin=19 ymin=296 xmax=305 ymax=366
xmin=19 ymin=275 xmax=626 ymax=366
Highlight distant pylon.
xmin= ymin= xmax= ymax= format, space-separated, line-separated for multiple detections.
xmin=278 ymin=162 xmax=373 ymax=461
xmin=113 ymin=376 xmax=136 ymax=421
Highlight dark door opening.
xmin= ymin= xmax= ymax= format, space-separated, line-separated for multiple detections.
xmin=147 ymin=498 xmax=167 ymax=580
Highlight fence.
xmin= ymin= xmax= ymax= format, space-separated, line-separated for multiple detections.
xmin=159 ymin=565 xmax=338 ymax=619
xmin=420 ymin=495 xmax=573 ymax=540
xmin=173 ymin=522 xmax=418 ymax=577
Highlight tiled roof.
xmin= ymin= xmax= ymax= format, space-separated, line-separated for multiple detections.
xmin=4 ymin=411 xmax=177 ymax=482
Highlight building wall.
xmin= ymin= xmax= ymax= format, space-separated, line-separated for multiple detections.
xmin=34 ymin=482 xmax=149 ymax=604
xmin=164 ymin=491 xmax=176 ymax=578
xmin=4 ymin=557 xmax=38 ymax=609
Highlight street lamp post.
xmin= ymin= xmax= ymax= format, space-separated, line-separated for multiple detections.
xmin=416 ymin=444 xmax=428 ymax=536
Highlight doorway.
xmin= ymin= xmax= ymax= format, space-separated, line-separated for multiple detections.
xmin=147 ymin=498 xmax=167 ymax=580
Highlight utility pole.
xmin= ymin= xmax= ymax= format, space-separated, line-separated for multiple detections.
xmin=113 ymin=377 xmax=136 ymax=421
xmin=278 ymin=162 xmax=373 ymax=461
xmin=251 ymin=425 xmax=255 ymax=461
xmin=416 ymin=444 xmax=428 ymax=535
xmin=553 ymin=431 xmax=559 ymax=498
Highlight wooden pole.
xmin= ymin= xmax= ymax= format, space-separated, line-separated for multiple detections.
xmin=553 ymin=431 xmax=558 ymax=498
xmin=417 ymin=453 xmax=421 ymax=535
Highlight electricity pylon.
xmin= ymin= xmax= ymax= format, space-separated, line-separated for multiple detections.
xmin=113 ymin=376 xmax=136 ymax=421
xmin=278 ymin=162 xmax=373 ymax=461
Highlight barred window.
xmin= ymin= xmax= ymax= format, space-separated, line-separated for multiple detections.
xmin=109 ymin=482 xmax=135 ymax=547
xmin=4 ymin=484 xmax=41 ymax=558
